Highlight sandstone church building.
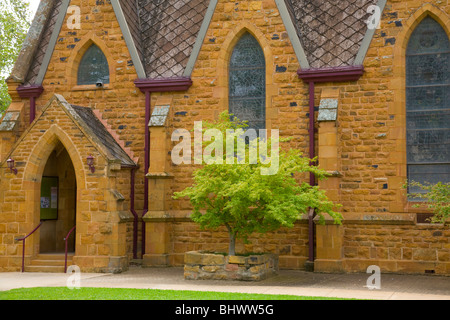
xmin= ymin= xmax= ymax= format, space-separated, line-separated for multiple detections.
xmin=0 ymin=0 xmax=448 ymax=274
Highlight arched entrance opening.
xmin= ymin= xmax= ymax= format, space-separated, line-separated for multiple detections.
xmin=39 ymin=140 xmax=77 ymax=254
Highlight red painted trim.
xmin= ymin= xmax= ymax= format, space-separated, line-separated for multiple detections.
xmin=297 ymin=65 xmax=364 ymax=83
xmin=134 ymin=77 xmax=193 ymax=258
xmin=299 ymin=66 xmax=364 ymax=266
xmin=308 ymin=82 xmax=316 ymax=187
xmin=308 ymin=82 xmax=316 ymax=265
xmin=134 ymin=77 xmax=193 ymax=92
xmin=130 ymin=168 xmax=138 ymax=259
xmin=17 ymin=85 xmax=44 ymax=124
xmin=142 ymin=90 xmax=150 ymax=258
xmin=16 ymin=85 xmax=44 ymax=98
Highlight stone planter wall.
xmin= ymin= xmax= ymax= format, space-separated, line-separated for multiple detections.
xmin=184 ymin=251 xmax=278 ymax=281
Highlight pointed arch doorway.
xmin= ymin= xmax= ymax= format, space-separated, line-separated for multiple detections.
xmin=39 ymin=140 xmax=77 ymax=254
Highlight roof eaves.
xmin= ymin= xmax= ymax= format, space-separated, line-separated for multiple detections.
xmin=44 ymin=95 xmax=136 ymax=168
xmin=68 ymin=105 xmax=137 ymax=167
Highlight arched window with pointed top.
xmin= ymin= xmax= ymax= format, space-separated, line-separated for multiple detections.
xmin=229 ymin=32 xmax=266 ymax=131
xmin=77 ymin=44 xmax=110 ymax=86
xmin=406 ymin=17 xmax=450 ymax=196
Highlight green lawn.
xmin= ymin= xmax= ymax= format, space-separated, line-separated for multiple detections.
xmin=0 ymin=287 xmax=350 ymax=300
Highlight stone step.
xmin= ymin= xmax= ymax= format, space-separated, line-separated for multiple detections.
xmin=24 ymin=265 xmax=66 ymax=273
xmin=30 ymin=259 xmax=72 ymax=266
xmin=36 ymin=253 xmax=74 ymax=261
xmin=25 ymin=253 xmax=75 ymax=273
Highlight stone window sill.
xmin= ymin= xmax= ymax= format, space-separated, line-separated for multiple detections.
xmin=71 ymin=84 xmax=111 ymax=91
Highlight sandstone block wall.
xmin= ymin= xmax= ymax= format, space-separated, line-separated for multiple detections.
xmin=0 ymin=97 xmax=134 ymax=272
xmin=343 ymin=222 xmax=450 ymax=274
xmin=1 ymin=0 xmax=449 ymax=274
xmin=184 ymin=251 xmax=278 ymax=281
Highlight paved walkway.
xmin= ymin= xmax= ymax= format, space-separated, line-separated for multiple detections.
xmin=0 ymin=267 xmax=449 ymax=300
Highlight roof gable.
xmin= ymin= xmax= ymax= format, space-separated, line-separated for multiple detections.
xmin=8 ymin=0 xmax=62 ymax=84
xmin=34 ymin=95 xmax=136 ymax=167
xmin=13 ymin=0 xmax=386 ymax=84
xmin=287 ymin=0 xmax=379 ymax=68
xmin=24 ymin=0 xmax=65 ymax=86
xmin=68 ymin=104 xmax=137 ymax=167
xmin=138 ymin=0 xmax=210 ymax=78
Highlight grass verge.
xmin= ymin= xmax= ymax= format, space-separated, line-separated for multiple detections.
xmin=0 ymin=287 xmax=351 ymax=300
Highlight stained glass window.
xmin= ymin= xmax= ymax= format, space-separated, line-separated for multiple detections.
xmin=229 ymin=33 xmax=266 ymax=131
xmin=77 ymin=44 xmax=110 ymax=86
xmin=406 ymin=17 xmax=450 ymax=196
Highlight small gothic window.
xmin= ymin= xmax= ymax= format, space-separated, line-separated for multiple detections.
xmin=77 ymin=44 xmax=110 ymax=86
xmin=406 ymin=17 xmax=450 ymax=196
xmin=229 ymin=32 xmax=266 ymax=132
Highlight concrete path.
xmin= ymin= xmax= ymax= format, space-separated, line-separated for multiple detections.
xmin=0 ymin=267 xmax=449 ymax=300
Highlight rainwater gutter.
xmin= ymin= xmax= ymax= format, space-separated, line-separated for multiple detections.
xmin=134 ymin=77 xmax=192 ymax=258
xmin=130 ymin=167 xmax=138 ymax=259
xmin=16 ymin=85 xmax=44 ymax=124
xmin=297 ymin=65 xmax=364 ymax=268
xmin=120 ymin=163 xmax=140 ymax=260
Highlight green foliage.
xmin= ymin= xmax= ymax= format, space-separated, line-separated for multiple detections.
xmin=174 ymin=112 xmax=342 ymax=255
xmin=0 ymin=287 xmax=353 ymax=300
xmin=0 ymin=0 xmax=31 ymax=113
xmin=404 ymin=180 xmax=450 ymax=224
xmin=0 ymin=80 xmax=11 ymax=114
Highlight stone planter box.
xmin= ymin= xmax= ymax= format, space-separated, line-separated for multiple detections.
xmin=184 ymin=251 xmax=278 ymax=281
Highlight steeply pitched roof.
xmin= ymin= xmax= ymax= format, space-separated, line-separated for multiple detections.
xmin=287 ymin=0 xmax=379 ymax=68
xmin=24 ymin=0 xmax=64 ymax=85
xmin=8 ymin=0 xmax=61 ymax=84
xmin=0 ymin=94 xmax=138 ymax=168
xmin=119 ymin=0 xmax=144 ymax=63
xmin=14 ymin=0 xmax=383 ymax=86
xmin=137 ymin=0 xmax=210 ymax=78
xmin=69 ymin=104 xmax=137 ymax=167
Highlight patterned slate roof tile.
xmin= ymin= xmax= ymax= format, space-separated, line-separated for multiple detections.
xmin=24 ymin=0 xmax=63 ymax=85
xmin=288 ymin=0 xmax=378 ymax=68
xmin=119 ymin=0 xmax=144 ymax=62
xmin=138 ymin=0 xmax=209 ymax=78
xmin=21 ymin=0 xmax=379 ymax=83
xmin=70 ymin=105 xmax=136 ymax=167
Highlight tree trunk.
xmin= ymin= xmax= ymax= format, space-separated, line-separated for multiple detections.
xmin=229 ymin=232 xmax=236 ymax=256
xmin=225 ymin=224 xmax=236 ymax=256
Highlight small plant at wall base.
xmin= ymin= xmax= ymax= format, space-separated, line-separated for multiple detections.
xmin=173 ymin=112 xmax=342 ymax=256
xmin=404 ymin=181 xmax=450 ymax=224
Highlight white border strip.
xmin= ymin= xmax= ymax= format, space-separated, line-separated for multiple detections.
xmin=111 ymin=0 xmax=146 ymax=79
xmin=354 ymin=0 xmax=387 ymax=66
xmin=36 ymin=0 xmax=71 ymax=85
xmin=275 ymin=0 xmax=310 ymax=69
xmin=183 ymin=0 xmax=219 ymax=77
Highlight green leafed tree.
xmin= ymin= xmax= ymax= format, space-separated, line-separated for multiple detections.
xmin=404 ymin=181 xmax=450 ymax=224
xmin=173 ymin=112 xmax=342 ymax=256
xmin=0 ymin=0 xmax=32 ymax=113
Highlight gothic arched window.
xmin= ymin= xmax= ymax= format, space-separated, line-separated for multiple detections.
xmin=77 ymin=44 xmax=110 ymax=86
xmin=406 ymin=17 xmax=450 ymax=195
xmin=229 ymin=32 xmax=266 ymax=131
